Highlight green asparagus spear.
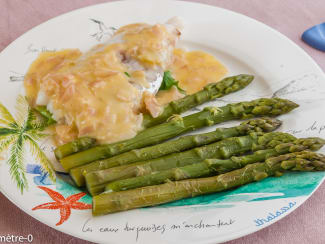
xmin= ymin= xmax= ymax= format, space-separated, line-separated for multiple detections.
xmin=54 ymin=74 xmax=254 ymax=159
xmin=85 ymin=132 xmax=297 ymax=196
xmin=143 ymin=74 xmax=254 ymax=128
xmin=54 ymin=137 xmax=97 ymax=160
xmin=93 ymin=151 xmax=325 ymax=215
xmin=61 ymin=98 xmax=298 ymax=170
xmin=70 ymin=117 xmax=282 ymax=187
xmin=105 ymin=137 xmax=325 ymax=192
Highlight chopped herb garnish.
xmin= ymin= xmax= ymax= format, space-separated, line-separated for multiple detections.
xmin=124 ymin=72 xmax=131 ymax=77
xmin=159 ymin=71 xmax=186 ymax=94
xmin=34 ymin=105 xmax=56 ymax=126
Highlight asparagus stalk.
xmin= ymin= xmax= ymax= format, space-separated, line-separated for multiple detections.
xmin=54 ymin=137 xmax=97 ymax=159
xmin=70 ymin=117 xmax=282 ymax=187
xmin=105 ymin=137 xmax=325 ymax=192
xmin=85 ymin=132 xmax=297 ymax=196
xmin=54 ymin=74 xmax=254 ymax=159
xmin=142 ymin=74 xmax=254 ymax=128
xmin=93 ymin=151 xmax=325 ymax=215
xmin=61 ymin=98 xmax=298 ymax=170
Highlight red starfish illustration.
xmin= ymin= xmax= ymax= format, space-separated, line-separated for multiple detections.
xmin=32 ymin=186 xmax=92 ymax=226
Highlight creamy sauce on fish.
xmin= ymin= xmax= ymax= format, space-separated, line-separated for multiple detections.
xmin=25 ymin=46 xmax=143 ymax=144
xmin=156 ymin=86 xmax=185 ymax=105
xmin=24 ymin=21 xmax=227 ymax=145
xmin=170 ymin=48 xmax=227 ymax=94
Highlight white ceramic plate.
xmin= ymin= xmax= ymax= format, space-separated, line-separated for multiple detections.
xmin=1 ymin=1 xmax=325 ymax=243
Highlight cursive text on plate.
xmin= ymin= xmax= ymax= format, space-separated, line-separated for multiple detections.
xmin=82 ymin=218 xmax=235 ymax=241
xmin=254 ymin=201 xmax=296 ymax=227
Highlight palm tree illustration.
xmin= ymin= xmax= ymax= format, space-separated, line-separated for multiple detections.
xmin=0 ymin=96 xmax=56 ymax=193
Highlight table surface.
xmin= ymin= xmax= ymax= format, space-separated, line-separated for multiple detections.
xmin=0 ymin=0 xmax=324 ymax=243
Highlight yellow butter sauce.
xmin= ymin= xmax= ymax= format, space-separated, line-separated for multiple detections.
xmin=155 ymin=48 xmax=228 ymax=105
xmin=171 ymin=48 xmax=227 ymax=94
xmin=24 ymin=49 xmax=82 ymax=105
xmin=156 ymin=86 xmax=185 ymax=105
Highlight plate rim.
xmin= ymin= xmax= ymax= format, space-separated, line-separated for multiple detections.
xmin=0 ymin=0 xmax=324 ymax=243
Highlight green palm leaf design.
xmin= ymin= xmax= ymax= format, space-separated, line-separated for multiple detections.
xmin=0 ymin=128 xmax=18 ymax=136
xmin=0 ymin=135 xmax=16 ymax=155
xmin=0 ymin=119 xmax=13 ymax=127
xmin=0 ymin=103 xmax=16 ymax=126
xmin=25 ymin=129 xmax=49 ymax=141
xmin=15 ymin=95 xmax=31 ymax=128
xmin=25 ymin=106 xmax=36 ymax=130
xmin=0 ymin=95 xmax=56 ymax=193
xmin=8 ymin=135 xmax=27 ymax=194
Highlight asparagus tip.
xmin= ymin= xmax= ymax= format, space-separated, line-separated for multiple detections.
xmin=241 ymin=117 xmax=282 ymax=132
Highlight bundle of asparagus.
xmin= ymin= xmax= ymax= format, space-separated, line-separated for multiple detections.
xmin=70 ymin=117 xmax=282 ymax=187
xmin=104 ymin=138 xmax=325 ymax=192
xmin=93 ymin=151 xmax=325 ymax=215
xmin=85 ymin=132 xmax=298 ymax=196
xmin=50 ymin=73 xmax=324 ymax=217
